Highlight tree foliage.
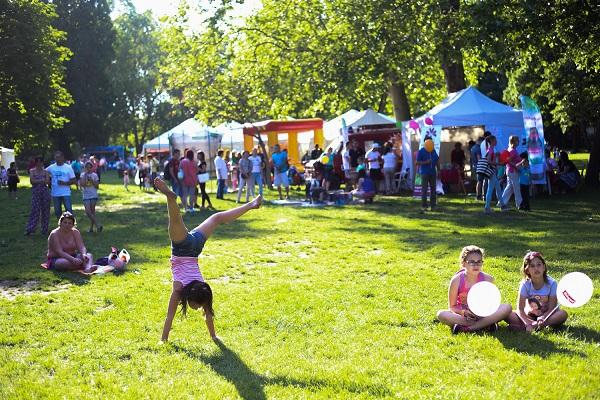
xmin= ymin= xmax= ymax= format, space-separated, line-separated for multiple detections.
xmin=111 ymin=4 xmax=189 ymax=154
xmin=0 ymin=0 xmax=71 ymax=154
xmin=49 ymin=0 xmax=115 ymax=156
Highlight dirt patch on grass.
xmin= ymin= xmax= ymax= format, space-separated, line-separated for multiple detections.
xmin=0 ymin=280 xmax=71 ymax=300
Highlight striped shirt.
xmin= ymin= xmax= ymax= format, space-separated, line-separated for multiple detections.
xmin=170 ymin=256 xmax=204 ymax=286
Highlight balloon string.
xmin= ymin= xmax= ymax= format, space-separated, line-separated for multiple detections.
xmin=541 ymin=305 xmax=559 ymax=324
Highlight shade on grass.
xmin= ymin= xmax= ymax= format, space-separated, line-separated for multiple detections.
xmin=0 ymin=171 xmax=599 ymax=399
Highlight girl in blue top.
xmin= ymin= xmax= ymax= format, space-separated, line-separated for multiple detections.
xmin=507 ymin=251 xmax=568 ymax=332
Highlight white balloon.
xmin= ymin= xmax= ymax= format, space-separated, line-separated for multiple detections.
xmin=556 ymin=272 xmax=594 ymax=308
xmin=467 ymin=281 xmax=502 ymax=317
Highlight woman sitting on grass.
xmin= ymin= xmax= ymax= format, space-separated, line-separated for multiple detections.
xmin=46 ymin=212 xmax=96 ymax=272
xmin=155 ymin=177 xmax=262 ymax=342
xmin=506 ymin=251 xmax=568 ymax=332
xmin=436 ymin=245 xmax=512 ymax=334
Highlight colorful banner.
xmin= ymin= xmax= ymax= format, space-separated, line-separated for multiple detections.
xmin=419 ymin=125 xmax=442 ymax=155
xmin=520 ymin=95 xmax=546 ymax=184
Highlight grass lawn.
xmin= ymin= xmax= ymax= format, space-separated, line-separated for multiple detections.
xmin=1 ymin=171 xmax=599 ymax=399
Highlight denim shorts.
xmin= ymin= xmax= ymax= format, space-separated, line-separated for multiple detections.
xmin=171 ymin=230 xmax=207 ymax=257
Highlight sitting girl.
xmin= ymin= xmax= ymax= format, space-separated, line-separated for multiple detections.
xmin=351 ymin=169 xmax=375 ymax=203
xmin=506 ymin=251 xmax=568 ymax=332
xmin=155 ymin=177 xmax=262 ymax=342
xmin=437 ymin=245 xmax=512 ymax=334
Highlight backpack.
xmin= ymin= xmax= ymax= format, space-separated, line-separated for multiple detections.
xmin=163 ymin=160 xmax=172 ymax=181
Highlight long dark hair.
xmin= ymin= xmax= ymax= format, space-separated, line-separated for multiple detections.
xmin=180 ymin=280 xmax=214 ymax=317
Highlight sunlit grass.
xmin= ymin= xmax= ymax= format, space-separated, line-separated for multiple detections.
xmin=1 ymin=171 xmax=599 ymax=399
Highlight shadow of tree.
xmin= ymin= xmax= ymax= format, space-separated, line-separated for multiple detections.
xmin=170 ymin=341 xmax=391 ymax=399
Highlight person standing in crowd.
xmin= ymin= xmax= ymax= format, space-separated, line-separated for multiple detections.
xmin=248 ymin=148 xmax=264 ymax=197
xmin=89 ymin=155 xmax=100 ymax=182
xmin=472 ymin=137 xmax=484 ymax=199
xmin=180 ymin=150 xmax=198 ymax=212
xmin=416 ymin=137 xmax=440 ymax=212
xmin=25 ymin=156 xmax=51 ymax=235
xmin=80 ymin=161 xmax=102 ymax=233
xmin=310 ymin=144 xmax=322 ymax=160
xmin=196 ymin=151 xmax=214 ymax=209
xmin=301 ymin=150 xmax=311 ymax=164
xmin=214 ymin=150 xmax=228 ymax=200
xmin=71 ymin=157 xmax=82 ymax=190
xmin=117 ymin=157 xmax=130 ymax=191
xmin=483 ymin=136 xmax=508 ymax=214
xmin=136 ymin=156 xmax=147 ymax=191
xmin=519 ymin=152 xmax=531 ymax=211
xmin=501 ymin=135 xmax=524 ymax=210
xmin=271 ymin=144 xmax=290 ymax=200
xmin=46 ymin=151 xmax=76 ymax=218
xmin=382 ymin=146 xmax=398 ymax=195
xmin=0 ymin=165 xmax=7 ymax=187
xmin=349 ymin=140 xmax=365 ymax=172
xmin=166 ymin=149 xmax=182 ymax=202
xmin=237 ymin=150 xmax=252 ymax=203
xmin=342 ymin=143 xmax=353 ymax=190
xmin=147 ymin=154 xmax=159 ymax=190
xmin=7 ymin=161 xmax=19 ymax=200
xmin=451 ymin=142 xmax=467 ymax=194
xmin=365 ymin=143 xmax=383 ymax=193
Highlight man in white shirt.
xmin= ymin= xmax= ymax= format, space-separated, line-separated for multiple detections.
xmin=214 ymin=150 xmax=228 ymax=199
xmin=46 ymin=151 xmax=76 ymax=219
xmin=365 ymin=143 xmax=383 ymax=192
xmin=342 ymin=143 xmax=354 ymax=190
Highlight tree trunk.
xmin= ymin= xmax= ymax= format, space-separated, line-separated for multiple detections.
xmin=585 ymin=126 xmax=600 ymax=187
xmin=388 ymin=77 xmax=411 ymax=121
xmin=439 ymin=0 xmax=467 ymax=94
xmin=133 ymin=123 xmax=141 ymax=155
xmin=377 ymin=92 xmax=388 ymax=114
xmin=440 ymin=53 xmax=467 ymax=93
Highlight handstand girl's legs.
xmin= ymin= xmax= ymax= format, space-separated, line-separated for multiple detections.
xmin=193 ymin=194 xmax=262 ymax=239
xmin=155 ymin=178 xmax=188 ymax=243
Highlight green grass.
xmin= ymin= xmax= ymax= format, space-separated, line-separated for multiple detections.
xmin=1 ymin=172 xmax=599 ymax=399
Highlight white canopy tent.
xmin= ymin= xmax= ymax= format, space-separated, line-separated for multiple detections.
xmin=0 ymin=146 xmax=15 ymax=167
xmin=215 ymin=121 xmax=245 ymax=152
xmin=143 ymin=119 xmax=222 ymax=171
xmin=324 ymin=109 xmax=396 ymax=147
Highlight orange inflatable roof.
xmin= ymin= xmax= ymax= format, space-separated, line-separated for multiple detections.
xmin=242 ymin=119 xmax=323 ymax=135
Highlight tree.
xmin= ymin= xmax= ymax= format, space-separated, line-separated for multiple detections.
xmin=49 ymin=0 xmax=115 ymax=156
xmin=111 ymin=5 xmax=186 ymax=154
xmin=0 ymin=0 xmax=71 ymax=154
xmin=470 ymin=0 xmax=600 ymax=186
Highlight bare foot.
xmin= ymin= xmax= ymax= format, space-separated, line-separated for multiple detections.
xmin=249 ymin=195 xmax=263 ymax=209
xmin=154 ymin=177 xmax=177 ymax=199
xmin=83 ymin=265 xmax=97 ymax=273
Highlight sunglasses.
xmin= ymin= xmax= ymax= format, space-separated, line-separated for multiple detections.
xmin=465 ymin=260 xmax=484 ymax=266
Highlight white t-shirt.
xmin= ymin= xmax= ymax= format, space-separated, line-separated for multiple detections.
xmin=214 ymin=156 xmax=228 ymax=179
xmin=365 ymin=149 xmax=381 ymax=169
xmin=382 ymin=153 xmax=397 ymax=169
xmin=46 ymin=163 xmax=75 ymax=197
xmin=249 ymin=155 xmax=262 ymax=173
xmin=342 ymin=149 xmax=351 ymax=171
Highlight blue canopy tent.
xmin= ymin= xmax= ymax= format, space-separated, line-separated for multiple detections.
xmin=415 ymin=86 xmax=524 ymax=150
